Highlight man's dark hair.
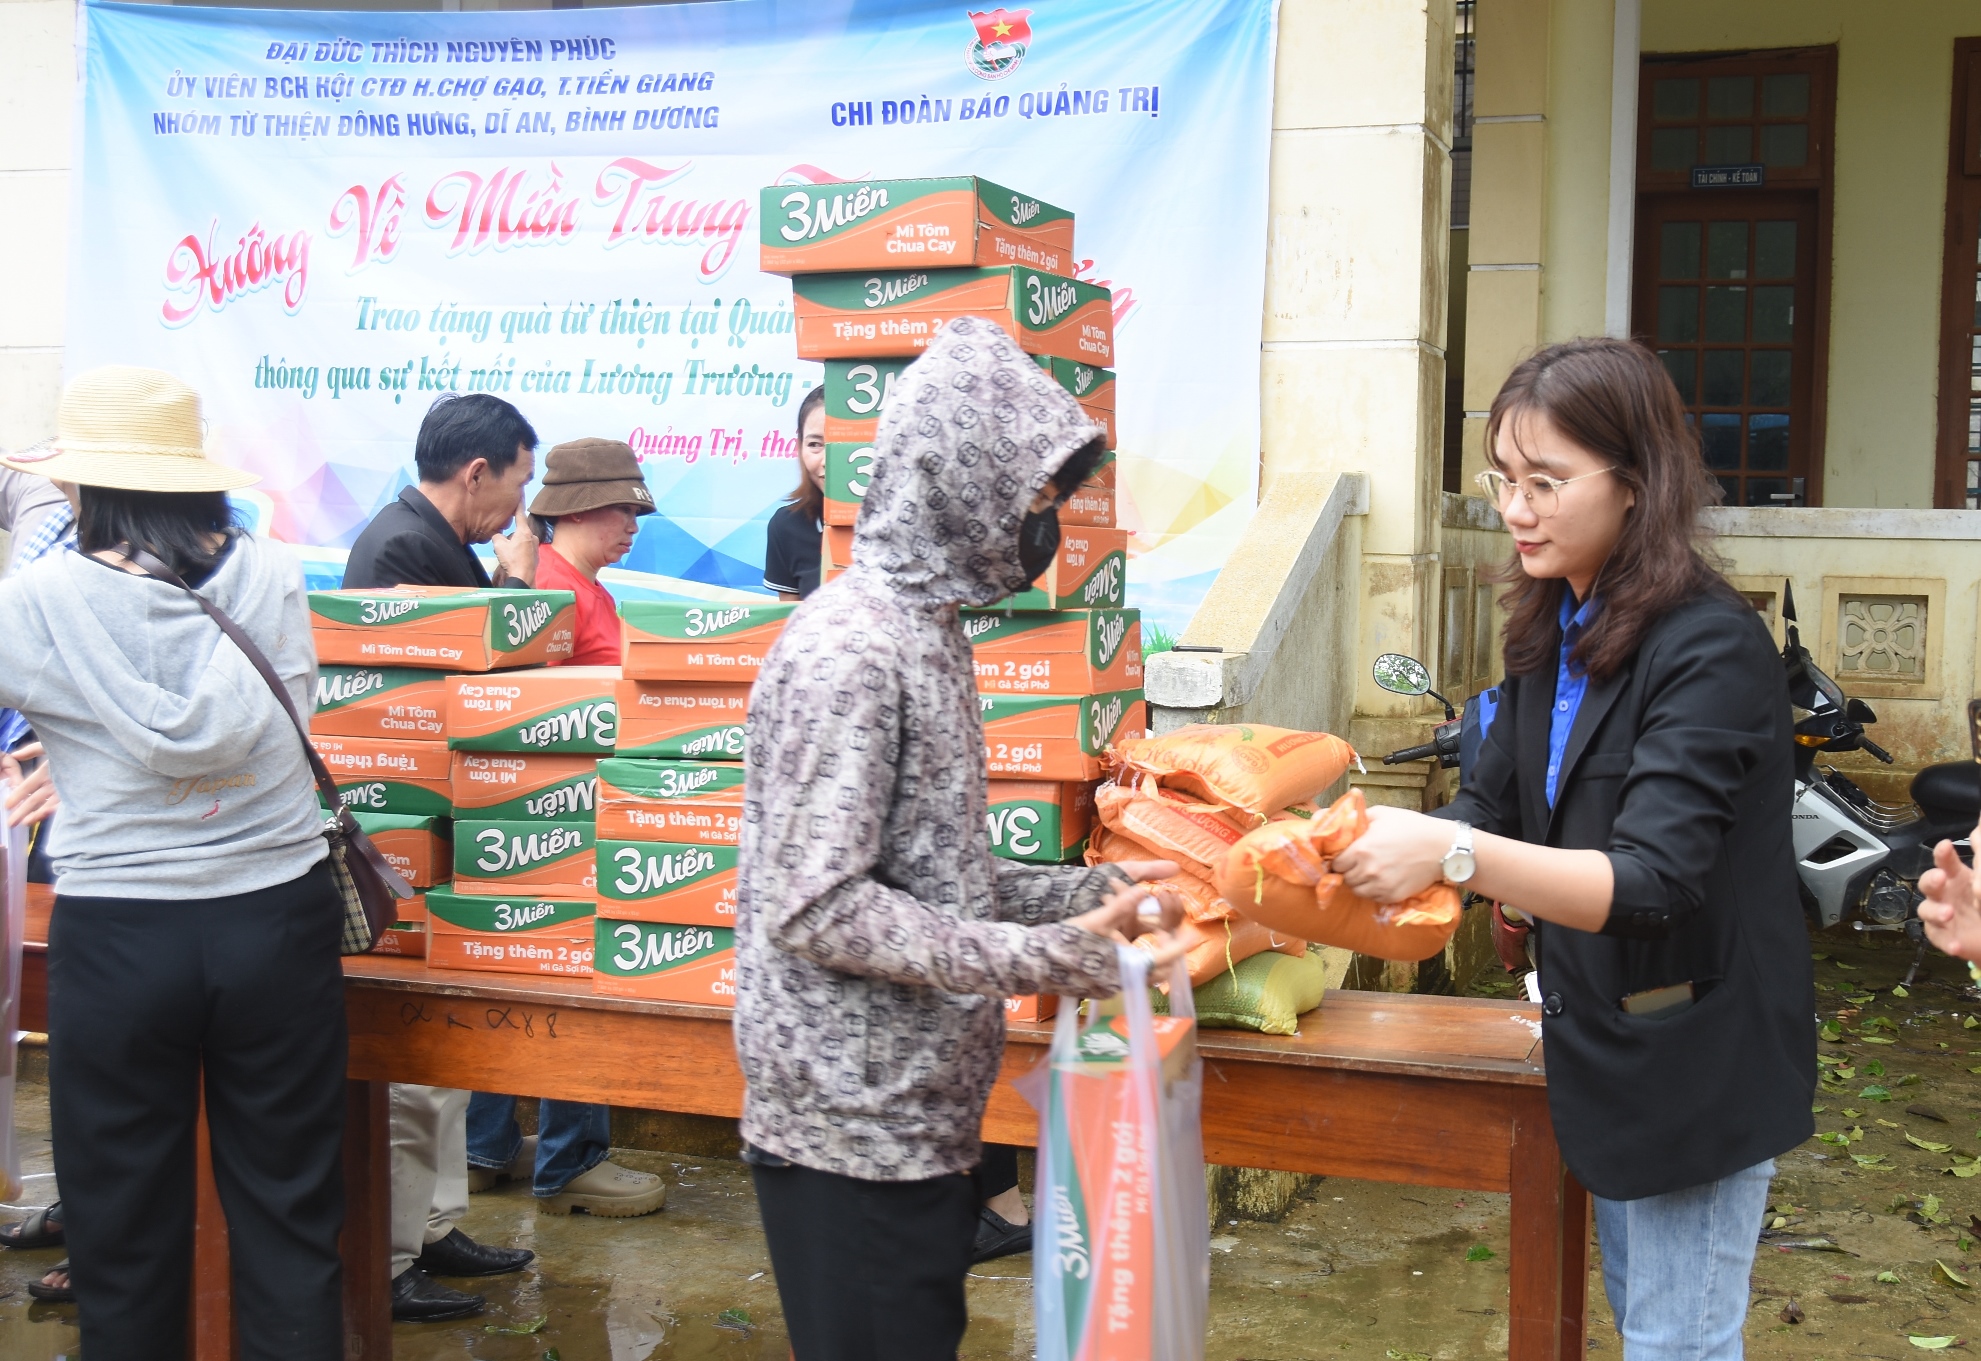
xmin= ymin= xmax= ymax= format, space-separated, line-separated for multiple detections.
xmin=414 ymin=393 xmax=538 ymax=484
xmin=77 ymin=487 xmax=239 ymax=587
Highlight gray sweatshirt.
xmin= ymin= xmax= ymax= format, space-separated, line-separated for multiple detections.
xmin=0 ymin=534 xmax=326 ymax=899
xmin=734 ymin=317 xmax=1126 ymax=1181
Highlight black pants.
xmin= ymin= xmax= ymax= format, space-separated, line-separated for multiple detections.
xmin=751 ymin=1154 xmax=977 ymax=1361
xmin=49 ymin=861 xmax=348 ymax=1361
xmin=978 ymin=1143 xmax=1019 ymax=1200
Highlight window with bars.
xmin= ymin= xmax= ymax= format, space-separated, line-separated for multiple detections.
xmin=1634 ymin=49 xmax=1833 ymax=505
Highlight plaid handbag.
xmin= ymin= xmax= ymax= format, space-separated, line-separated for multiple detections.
xmin=118 ymin=543 xmax=413 ymax=952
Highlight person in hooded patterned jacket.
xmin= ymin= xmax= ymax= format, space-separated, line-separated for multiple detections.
xmin=734 ymin=318 xmax=1183 ymax=1360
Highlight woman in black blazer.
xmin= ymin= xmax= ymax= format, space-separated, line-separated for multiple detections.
xmin=1337 ymin=338 xmax=1814 ymax=1361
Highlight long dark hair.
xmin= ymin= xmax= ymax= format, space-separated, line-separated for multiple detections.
xmin=1488 ymin=338 xmax=1737 ymax=681
xmin=788 ymin=385 xmax=826 ymax=522
xmin=77 ymin=486 xmax=238 ymax=586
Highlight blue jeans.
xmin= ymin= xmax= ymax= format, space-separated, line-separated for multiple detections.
xmin=464 ymin=1093 xmax=610 ymax=1196
xmin=1594 ymin=1159 xmax=1775 ymax=1361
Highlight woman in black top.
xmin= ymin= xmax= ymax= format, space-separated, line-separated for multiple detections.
xmin=1337 ymin=338 xmax=1813 ymax=1361
xmin=762 ymin=386 xmax=826 ymax=599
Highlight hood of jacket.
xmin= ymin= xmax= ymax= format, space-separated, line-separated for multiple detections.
xmin=850 ymin=316 xmax=1105 ymax=608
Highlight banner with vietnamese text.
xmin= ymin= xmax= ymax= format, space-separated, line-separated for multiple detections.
xmin=71 ymin=0 xmax=1278 ymax=636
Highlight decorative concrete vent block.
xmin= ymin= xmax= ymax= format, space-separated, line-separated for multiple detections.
xmin=1819 ymin=576 xmax=1945 ymax=700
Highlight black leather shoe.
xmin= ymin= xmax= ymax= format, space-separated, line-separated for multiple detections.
xmin=415 ymin=1227 xmax=535 ymax=1278
xmin=390 ymin=1266 xmax=484 ymax=1322
xmin=971 ymin=1206 xmax=1032 ymax=1264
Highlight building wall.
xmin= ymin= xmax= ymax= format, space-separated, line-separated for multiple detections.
xmin=1461 ymin=0 xmax=1977 ymax=510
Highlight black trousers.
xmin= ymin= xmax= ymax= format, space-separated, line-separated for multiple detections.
xmin=49 ymin=860 xmax=348 ymax=1361
xmin=751 ymin=1155 xmax=978 ymax=1361
xmin=978 ymin=1143 xmax=1019 ymax=1200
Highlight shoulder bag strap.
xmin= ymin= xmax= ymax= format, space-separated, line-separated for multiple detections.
xmin=112 ymin=541 xmax=413 ymax=900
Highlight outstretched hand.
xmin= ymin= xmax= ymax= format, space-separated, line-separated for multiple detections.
xmin=1917 ymin=825 xmax=1981 ymax=962
xmin=1069 ymin=863 xmax=1189 ymax=968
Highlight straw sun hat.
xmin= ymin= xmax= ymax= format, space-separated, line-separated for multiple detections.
xmin=0 ymin=366 xmax=258 ymax=492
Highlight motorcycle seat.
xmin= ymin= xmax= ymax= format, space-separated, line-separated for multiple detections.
xmin=1910 ymin=761 xmax=1981 ymax=826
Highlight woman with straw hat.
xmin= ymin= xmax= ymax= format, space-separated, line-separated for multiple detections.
xmin=0 ymin=366 xmax=347 ymax=1361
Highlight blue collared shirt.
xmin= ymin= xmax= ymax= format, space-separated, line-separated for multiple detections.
xmin=1546 ymin=591 xmax=1600 ymax=807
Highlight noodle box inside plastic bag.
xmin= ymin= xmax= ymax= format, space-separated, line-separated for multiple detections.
xmin=1023 ymin=950 xmax=1209 ymax=1361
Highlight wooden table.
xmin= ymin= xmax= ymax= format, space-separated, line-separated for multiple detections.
xmin=20 ymin=885 xmax=1589 ymax=1360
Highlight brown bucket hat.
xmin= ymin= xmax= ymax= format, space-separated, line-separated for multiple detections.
xmin=528 ymin=438 xmax=656 ymax=518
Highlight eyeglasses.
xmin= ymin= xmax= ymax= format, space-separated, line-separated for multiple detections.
xmin=1474 ymin=466 xmax=1614 ymax=519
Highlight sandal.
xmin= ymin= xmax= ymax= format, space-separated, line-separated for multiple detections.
xmin=0 ymin=1203 xmax=63 ymax=1251
xmin=27 ymin=1260 xmax=73 ymax=1303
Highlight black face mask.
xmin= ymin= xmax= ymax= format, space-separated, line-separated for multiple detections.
xmin=1017 ymin=506 xmax=1061 ymax=583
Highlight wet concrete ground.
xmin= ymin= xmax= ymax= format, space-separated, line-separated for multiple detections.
xmin=0 ymin=924 xmax=1975 ymax=1358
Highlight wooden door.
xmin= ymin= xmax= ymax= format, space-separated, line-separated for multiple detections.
xmin=1637 ymin=195 xmax=1820 ymax=506
xmin=1934 ymin=41 xmax=1981 ymax=508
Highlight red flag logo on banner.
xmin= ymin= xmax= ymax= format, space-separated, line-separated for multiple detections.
xmin=965 ymin=8 xmax=1031 ymax=80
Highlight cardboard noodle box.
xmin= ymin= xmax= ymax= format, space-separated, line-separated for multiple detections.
xmin=1042 ymin=1011 xmax=1198 ymax=1360
xmin=596 ymin=840 xmax=739 ymax=925
xmin=310 ymin=587 xmax=577 ymax=671
xmin=965 ymin=608 xmax=1141 ymax=696
xmin=1004 ymin=527 xmax=1128 ymax=611
xmin=446 ymin=667 xmax=619 ymax=755
xmin=449 ymin=753 xmax=599 ymax=823
xmin=425 ymin=887 xmax=595 ymax=976
xmin=981 ymin=690 xmax=1146 ymax=781
xmin=596 ymin=758 xmax=745 ymax=845
xmin=1035 ymin=356 xmax=1118 ymax=450
xmin=615 ymin=681 xmax=751 ymax=760
xmin=371 ymin=923 xmax=428 ymax=958
xmin=759 ymin=177 xmax=1075 ymax=277
xmin=395 ymin=892 xmax=429 ymax=924
xmin=311 ymin=666 xmax=451 ymax=740
xmin=452 ymin=818 xmax=597 ymax=897
xmin=620 ymin=602 xmax=794 ymax=683
xmin=822 ymin=358 xmax=907 ymax=443
xmin=349 ymin=812 xmax=451 ymax=889
xmin=1005 ymin=994 xmax=1059 ymax=1022
xmin=824 ymin=441 xmax=875 ymax=527
xmin=792 ymin=267 xmax=1114 ymax=364
xmin=312 ymin=737 xmax=452 ymax=816
xmin=592 ymin=919 xmax=737 ymax=1005
xmin=987 ymin=780 xmax=1097 ymax=864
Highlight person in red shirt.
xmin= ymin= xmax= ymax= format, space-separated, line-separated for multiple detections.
xmin=526 ymin=439 xmax=655 ymax=665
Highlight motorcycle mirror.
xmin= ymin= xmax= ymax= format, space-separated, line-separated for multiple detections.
xmin=1373 ymin=653 xmax=1432 ymax=697
xmin=1781 ymin=579 xmax=1797 ymax=624
xmin=1847 ymin=697 xmax=1878 ymax=724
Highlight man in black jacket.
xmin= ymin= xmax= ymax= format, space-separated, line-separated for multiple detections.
xmin=345 ymin=393 xmax=540 ymax=591
xmin=343 ymin=394 xmax=541 ymax=1323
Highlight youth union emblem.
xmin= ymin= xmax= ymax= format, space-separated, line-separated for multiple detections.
xmin=967 ymin=7 xmax=1032 ymax=81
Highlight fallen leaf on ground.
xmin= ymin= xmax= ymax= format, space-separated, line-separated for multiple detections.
xmin=1966 ymin=1015 xmax=1979 ymax=1030
xmin=1878 ymin=1270 xmax=1902 ymax=1283
xmin=1908 ymin=1337 xmax=1957 ymax=1350
xmin=1909 ymin=1134 xmax=1955 ymax=1153
xmin=1852 ymin=1153 xmax=1891 ymax=1167
xmin=1778 ymin=1298 xmax=1804 ymax=1324
xmin=1893 ymin=984 xmax=1911 ymax=998
xmin=483 ymin=1316 xmax=548 ymax=1336
xmin=1938 ymin=1260 xmax=1972 ymax=1287
xmin=1861 ymin=1036 xmax=1899 ymax=1046
xmin=1385 ymin=1351 xmax=1431 ymax=1361
xmin=1862 ymin=1085 xmax=1893 ymax=1101
xmin=1465 ymin=1244 xmax=1494 ymax=1261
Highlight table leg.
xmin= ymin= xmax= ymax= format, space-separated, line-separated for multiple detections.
xmin=1507 ymin=1087 xmax=1586 ymax=1361
xmin=192 ymin=1082 xmax=237 ymax=1361
xmin=340 ymin=1079 xmax=392 ymax=1358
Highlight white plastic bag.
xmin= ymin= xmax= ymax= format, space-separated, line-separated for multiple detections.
xmin=1023 ymin=946 xmax=1209 ymax=1361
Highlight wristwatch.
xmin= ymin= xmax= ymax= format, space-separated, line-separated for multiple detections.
xmin=1441 ymin=822 xmax=1477 ymax=885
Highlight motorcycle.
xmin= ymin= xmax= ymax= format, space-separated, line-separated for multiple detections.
xmin=1778 ymin=584 xmax=1975 ymax=947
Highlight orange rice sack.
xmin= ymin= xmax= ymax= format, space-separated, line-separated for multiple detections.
xmin=1216 ymin=791 xmax=1461 ymax=962
xmin=1151 ymin=868 xmax=1237 ymax=925
xmin=1083 ymin=823 xmax=1213 ymax=884
xmin=1113 ymin=725 xmax=1357 ymax=816
xmin=1134 ymin=916 xmax=1307 ymax=987
xmin=1095 ymin=779 xmax=1261 ymax=868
